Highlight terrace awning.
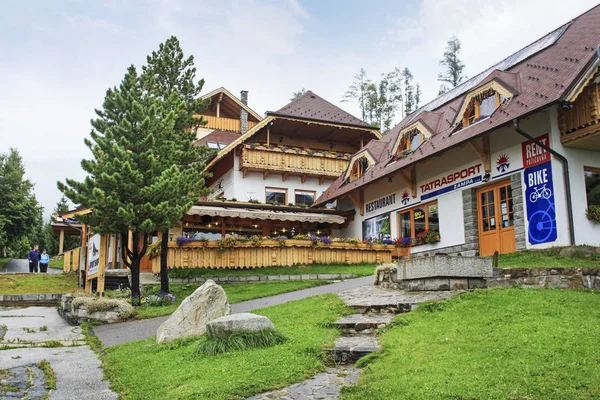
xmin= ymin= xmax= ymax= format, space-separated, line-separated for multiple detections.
xmin=186 ymin=205 xmax=346 ymax=224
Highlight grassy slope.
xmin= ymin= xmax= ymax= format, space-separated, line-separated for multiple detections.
xmin=104 ymin=294 xmax=349 ymax=400
xmin=498 ymin=247 xmax=600 ymax=268
xmin=0 ymin=274 xmax=77 ymax=294
xmin=343 ymin=288 xmax=600 ymax=400
xmin=48 ymin=258 xmax=63 ymax=269
xmin=135 ymin=280 xmax=329 ymax=319
xmin=169 ymin=263 xmax=376 ymax=278
xmin=0 ymin=258 xmax=9 ymax=270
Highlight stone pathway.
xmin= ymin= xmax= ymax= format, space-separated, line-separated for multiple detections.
xmin=0 ymin=364 xmax=48 ymax=400
xmin=246 ymin=367 xmax=361 ymax=400
xmin=247 ymin=286 xmax=465 ymax=399
xmin=0 ymin=306 xmax=118 ymax=400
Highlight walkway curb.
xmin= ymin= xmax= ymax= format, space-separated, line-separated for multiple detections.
xmin=0 ymin=293 xmax=63 ymax=306
xmin=168 ymin=273 xmax=358 ymax=284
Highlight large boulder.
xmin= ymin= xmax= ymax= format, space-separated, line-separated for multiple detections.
xmin=206 ymin=313 xmax=274 ymax=339
xmin=156 ymin=280 xmax=230 ymax=344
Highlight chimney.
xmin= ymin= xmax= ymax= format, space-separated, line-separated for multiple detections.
xmin=240 ymin=90 xmax=249 ymax=134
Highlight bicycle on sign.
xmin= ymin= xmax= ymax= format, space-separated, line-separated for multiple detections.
xmin=528 ymin=184 xmax=552 ymax=203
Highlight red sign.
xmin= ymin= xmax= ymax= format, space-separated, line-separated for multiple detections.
xmin=521 ymin=133 xmax=551 ymax=168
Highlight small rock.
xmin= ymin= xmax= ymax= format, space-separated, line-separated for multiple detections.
xmin=206 ymin=313 xmax=274 ymax=339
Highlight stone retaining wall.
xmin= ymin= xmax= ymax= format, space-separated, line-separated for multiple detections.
xmin=0 ymin=294 xmax=62 ymax=306
xmin=487 ymin=267 xmax=600 ymax=289
xmin=169 ymin=273 xmax=358 ymax=284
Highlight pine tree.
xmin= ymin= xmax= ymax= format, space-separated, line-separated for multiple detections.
xmin=290 ymin=88 xmax=306 ymax=101
xmin=59 ymin=66 xmax=169 ymax=298
xmin=438 ymin=35 xmax=466 ymax=94
xmin=402 ymin=68 xmax=415 ymax=116
xmin=0 ymin=148 xmax=42 ymax=257
xmin=342 ymin=68 xmax=371 ymax=121
xmin=141 ymin=36 xmax=213 ymax=295
xmin=415 ymin=84 xmax=422 ymax=110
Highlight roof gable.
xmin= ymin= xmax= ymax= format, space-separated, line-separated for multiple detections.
xmin=268 ymin=90 xmax=371 ymax=128
xmin=201 ymin=87 xmax=263 ymax=122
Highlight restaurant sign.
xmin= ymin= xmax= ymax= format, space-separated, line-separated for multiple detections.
xmin=365 ymin=194 xmax=397 ymax=214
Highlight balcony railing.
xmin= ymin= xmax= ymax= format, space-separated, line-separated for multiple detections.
xmin=240 ymin=145 xmax=351 ymax=178
xmin=559 ymin=82 xmax=600 ymax=148
xmin=199 ymin=115 xmax=257 ymax=133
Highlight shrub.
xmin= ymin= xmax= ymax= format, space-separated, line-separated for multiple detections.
xmin=586 ymin=205 xmax=600 ymax=223
xmin=195 ymin=329 xmax=287 ymax=356
xmin=144 ymin=294 xmax=175 ymax=307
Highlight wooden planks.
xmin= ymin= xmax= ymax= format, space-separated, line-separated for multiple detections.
xmin=153 ymin=241 xmax=392 ymax=272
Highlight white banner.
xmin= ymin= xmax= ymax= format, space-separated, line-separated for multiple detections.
xmin=88 ymin=234 xmax=101 ymax=275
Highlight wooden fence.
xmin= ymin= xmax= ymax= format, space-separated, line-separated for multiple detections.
xmin=63 ymin=247 xmax=81 ymax=273
xmin=151 ymin=240 xmax=392 ymax=273
xmin=201 ymin=115 xmax=257 ymax=133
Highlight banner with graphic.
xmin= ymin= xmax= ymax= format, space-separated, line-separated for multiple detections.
xmin=88 ymin=234 xmax=101 ymax=275
xmin=362 ymin=214 xmax=391 ymax=241
xmin=522 ymin=133 xmax=557 ymax=244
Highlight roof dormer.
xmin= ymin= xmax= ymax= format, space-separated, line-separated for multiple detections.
xmin=454 ymin=79 xmax=516 ymax=130
xmin=389 ymin=121 xmax=435 ymax=162
xmin=344 ymin=151 xmax=376 ymax=183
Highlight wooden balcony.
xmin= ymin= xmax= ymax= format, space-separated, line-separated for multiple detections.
xmin=151 ymin=240 xmax=392 ymax=272
xmin=200 ymin=115 xmax=257 ymax=133
xmin=240 ymin=145 xmax=350 ymax=181
xmin=559 ymin=81 xmax=600 ymax=151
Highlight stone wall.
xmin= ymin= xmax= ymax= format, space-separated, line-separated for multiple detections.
xmin=510 ymin=173 xmax=527 ymax=250
xmin=0 ymin=294 xmax=62 ymax=306
xmin=487 ymin=267 xmax=600 ymax=289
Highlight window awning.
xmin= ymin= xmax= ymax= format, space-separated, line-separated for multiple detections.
xmin=186 ymin=205 xmax=346 ymax=224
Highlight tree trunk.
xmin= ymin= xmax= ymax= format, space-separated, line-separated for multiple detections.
xmin=159 ymin=230 xmax=169 ymax=295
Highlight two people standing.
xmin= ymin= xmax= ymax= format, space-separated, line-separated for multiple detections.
xmin=27 ymin=245 xmax=50 ymax=273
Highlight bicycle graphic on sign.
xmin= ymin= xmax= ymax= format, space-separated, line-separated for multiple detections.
xmin=528 ymin=184 xmax=552 ymax=203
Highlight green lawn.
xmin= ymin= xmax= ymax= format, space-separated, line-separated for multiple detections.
xmin=0 ymin=273 xmax=78 ymax=294
xmin=169 ymin=263 xmax=376 ymax=279
xmin=498 ymin=246 xmax=600 ymax=268
xmin=343 ymin=288 xmax=600 ymax=400
xmin=135 ymin=280 xmax=329 ymax=319
xmin=49 ymin=257 xmax=64 ymax=269
xmin=104 ymin=294 xmax=350 ymax=400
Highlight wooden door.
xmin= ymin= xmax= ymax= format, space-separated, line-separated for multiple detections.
xmin=477 ymin=181 xmax=516 ymax=256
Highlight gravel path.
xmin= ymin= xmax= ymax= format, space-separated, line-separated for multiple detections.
xmin=93 ymin=276 xmax=374 ymax=348
xmin=1 ymin=259 xmax=62 ymax=274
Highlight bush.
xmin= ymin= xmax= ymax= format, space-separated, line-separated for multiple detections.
xmin=144 ymin=294 xmax=175 ymax=307
xmin=586 ymin=205 xmax=600 ymax=223
xmin=195 ymin=329 xmax=287 ymax=356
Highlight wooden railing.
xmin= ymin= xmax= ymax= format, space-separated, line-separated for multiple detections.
xmin=559 ymin=81 xmax=600 ymax=145
xmin=199 ymin=115 xmax=257 ymax=133
xmin=63 ymin=247 xmax=81 ymax=273
xmin=240 ymin=147 xmax=350 ymax=178
xmin=151 ymin=241 xmax=392 ymax=272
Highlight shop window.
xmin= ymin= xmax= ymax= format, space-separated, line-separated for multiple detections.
xmin=295 ymin=190 xmax=316 ymax=206
xmin=266 ymin=187 xmax=287 ymax=204
xmin=585 ymin=167 xmax=600 ymax=208
xmin=397 ymin=202 xmax=439 ymax=244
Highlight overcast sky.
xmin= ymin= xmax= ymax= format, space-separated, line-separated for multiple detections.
xmin=1 ymin=0 xmax=598 ymax=219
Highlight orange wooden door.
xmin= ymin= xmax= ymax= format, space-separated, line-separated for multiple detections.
xmin=477 ymin=181 xmax=516 ymax=256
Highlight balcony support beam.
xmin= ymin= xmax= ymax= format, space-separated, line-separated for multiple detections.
xmin=263 ymin=170 xmax=269 ymax=180
xmin=397 ymin=165 xmax=417 ymax=198
xmin=301 ymin=174 xmax=307 ymax=183
xmin=282 ymin=172 xmax=288 ymax=182
xmin=348 ymin=189 xmax=365 ymax=216
xmin=468 ymin=135 xmax=491 ymax=173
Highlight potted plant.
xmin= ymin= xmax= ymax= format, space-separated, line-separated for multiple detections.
xmin=586 ymin=205 xmax=600 ymax=223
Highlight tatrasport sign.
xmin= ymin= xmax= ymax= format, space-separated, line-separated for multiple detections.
xmin=420 ymin=163 xmax=483 ymax=201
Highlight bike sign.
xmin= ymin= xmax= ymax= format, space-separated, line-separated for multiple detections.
xmin=524 ymin=161 xmax=557 ymax=244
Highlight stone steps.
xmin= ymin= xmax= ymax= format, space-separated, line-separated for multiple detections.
xmin=333 ymin=313 xmax=395 ymax=333
xmin=329 ymin=336 xmax=382 ymax=364
xmin=346 ymin=301 xmax=416 ymax=315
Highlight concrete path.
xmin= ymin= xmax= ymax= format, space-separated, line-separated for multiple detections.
xmin=93 ymin=276 xmax=374 ymax=348
xmin=0 ymin=306 xmax=118 ymax=400
xmin=1 ymin=258 xmax=62 ymax=274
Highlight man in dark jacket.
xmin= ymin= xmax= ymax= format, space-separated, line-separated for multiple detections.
xmin=27 ymin=245 xmax=40 ymax=273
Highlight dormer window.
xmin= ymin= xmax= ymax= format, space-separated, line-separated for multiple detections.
xmin=463 ymin=90 xmax=504 ymax=127
xmin=350 ymin=157 xmax=369 ymax=182
xmin=390 ymin=121 xmax=434 ymax=162
xmin=344 ymin=151 xmax=376 ymax=183
xmin=455 ymin=80 xmax=515 ymax=130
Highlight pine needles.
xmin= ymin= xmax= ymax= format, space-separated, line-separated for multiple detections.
xmin=195 ymin=329 xmax=287 ymax=356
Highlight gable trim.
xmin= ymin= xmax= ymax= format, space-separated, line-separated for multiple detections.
xmin=202 ymin=87 xmax=263 ymax=122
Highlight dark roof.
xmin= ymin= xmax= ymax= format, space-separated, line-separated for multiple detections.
xmin=315 ymin=4 xmax=600 ymax=206
xmin=267 ymin=90 xmax=372 ymax=128
xmin=194 ymin=131 xmax=241 ymax=147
